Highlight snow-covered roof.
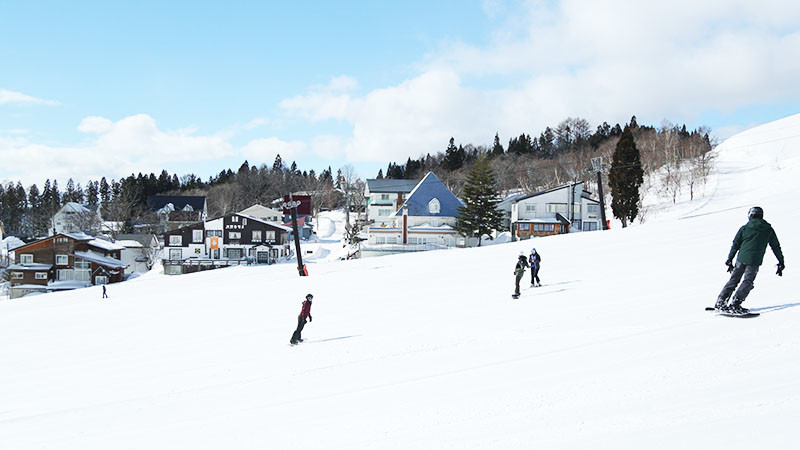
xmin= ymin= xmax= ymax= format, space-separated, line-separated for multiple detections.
xmin=88 ymin=238 xmax=125 ymax=251
xmin=48 ymin=280 xmax=90 ymax=290
xmin=115 ymin=240 xmax=144 ymax=248
xmin=147 ymin=195 xmax=206 ymax=212
xmin=394 ymin=172 xmax=464 ymax=218
xmin=515 ymin=217 xmax=565 ymax=224
xmin=366 ymin=179 xmax=420 ymax=194
xmin=74 ymin=251 xmax=127 ymax=269
xmin=63 ymin=232 xmax=95 ymax=241
xmin=238 ymin=213 xmax=292 ymax=232
xmin=8 ymin=263 xmax=53 ymax=271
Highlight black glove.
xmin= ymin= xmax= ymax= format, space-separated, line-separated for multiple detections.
xmin=309 ymin=316 xmax=312 ymax=322
xmin=725 ymin=259 xmax=733 ymax=273
xmin=777 ymin=263 xmax=785 ymax=276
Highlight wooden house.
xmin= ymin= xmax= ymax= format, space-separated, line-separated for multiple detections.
xmin=8 ymin=233 xmax=127 ymax=299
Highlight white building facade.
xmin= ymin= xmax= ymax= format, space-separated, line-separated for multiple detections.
xmin=511 ymin=182 xmax=603 ymax=240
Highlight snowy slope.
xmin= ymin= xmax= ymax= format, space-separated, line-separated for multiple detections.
xmin=2 ymin=114 xmax=800 ymax=449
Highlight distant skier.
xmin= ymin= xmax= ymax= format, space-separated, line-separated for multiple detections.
xmin=715 ymin=207 xmax=784 ymax=313
xmin=290 ymin=294 xmax=314 ymax=345
xmin=102 ymin=285 xmax=108 ymax=299
xmin=513 ymin=252 xmax=529 ymax=298
xmin=529 ymin=248 xmax=542 ymax=287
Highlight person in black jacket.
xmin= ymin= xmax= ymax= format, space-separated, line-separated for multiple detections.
xmin=715 ymin=207 xmax=784 ymax=313
xmin=513 ymin=253 xmax=529 ymax=298
xmin=529 ymin=248 xmax=542 ymax=287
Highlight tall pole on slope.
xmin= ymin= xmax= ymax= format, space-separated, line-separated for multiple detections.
xmin=285 ymin=193 xmax=305 ymax=276
xmin=589 ymin=157 xmax=611 ymax=230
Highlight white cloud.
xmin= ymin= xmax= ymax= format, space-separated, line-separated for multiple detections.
xmin=0 ymin=89 xmax=60 ymax=106
xmin=77 ymin=116 xmax=114 ymax=134
xmin=276 ymin=0 xmax=800 ymax=165
xmin=240 ymin=137 xmax=306 ymax=163
xmin=0 ymin=114 xmax=307 ymax=185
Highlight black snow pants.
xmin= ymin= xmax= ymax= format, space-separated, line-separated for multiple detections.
xmin=719 ymin=262 xmax=760 ymax=303
xmin=290 ymin=315 xmax=306 ymax=344
xmin=531 ymin=266 xmax=540 ymax=285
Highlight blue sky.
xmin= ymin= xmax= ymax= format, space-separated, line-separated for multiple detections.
xmin=2 ymin=0 xmax=799 ymax=186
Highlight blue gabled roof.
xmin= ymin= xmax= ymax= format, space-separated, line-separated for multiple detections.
xmin=395 ymin=172 xmax=463 ymax=218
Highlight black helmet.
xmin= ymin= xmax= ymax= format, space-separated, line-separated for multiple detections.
xmin=306 ymin=294 xmax=313 ymax=300
xmin=748 ymin=206 xmax=763 ymax=219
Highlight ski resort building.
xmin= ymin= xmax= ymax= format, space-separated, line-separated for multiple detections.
xmin=161 ymin=213 xmax=292 ymax=275
xmin=364 ymin=172 xmax=465 ymax=255
xmin=7 ymin=233 xmax=127 ymax=299
xmin=145 ymin=195 xmax=208 ymax=233
xmin=52 ymin=202 xmax=102 ymax=235
xmin=364 ymin=178 xmax=420 ymax=226
xmin=510 ymin=182 xmax=602 ymax=240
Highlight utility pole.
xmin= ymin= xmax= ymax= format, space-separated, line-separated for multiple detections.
xmin=588 ymin=157 xmax=611 ymax=230
xmin=284 ymin=193 xmax=306 ymax=276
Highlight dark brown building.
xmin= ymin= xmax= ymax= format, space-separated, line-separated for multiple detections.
xmin=8 ymin=233 xmax=127 ymax=299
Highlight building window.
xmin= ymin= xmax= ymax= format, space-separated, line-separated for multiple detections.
xmin=56 ymin=237 xmax=68 ymax=243
xmin=519 ymin=223 xmax=530 ymax=231
xmin=573 ymin=204 xmax=581 ymax=214
xmin=20 ymin=254 xmax=34 ymax=264
xmin=265 ymin=230 xmax=275 ymax=241
xmin=229 ymin=231 xmax=241 ymax=240
xmin=75 ymin=261 xmax=91 ymax=269
xmin=533 ymin=224 xmax=555 ymax=232
xmin=169 ymin=235 xmax=182 ymax=246
xmin=375 ymin=236 xmax=386 ymax=244
xmin=428 ymin=198 xmax=441 ymax=214
xmin=232 ymin=215 xmax=239 ymax=223
xmin=380 ymin=194 xmax=390 ymax=201
xmin=547 ymin=203 xmax=568 ymax=213
xmin=378 ymin=209 xmax=391 ymax=216
xmin=525 ymin=204 xmax=536 ymax=213
xmin=583 ymin=221 xmax=599 ymax=231
xmin=95 ymin=276 xmax=108 ymax=285
xmin=35 ymin=272 xmax=48 ymax=280
xmin=57 ymin=269 xmax=73 ymax=281
xmin=206 ymin=230 xmax=222 ymax=237
xmin=193 ymin=230 xmax=203 ymax=243
xmin=169 ymin=249 xmax=182 ymax=260
xmin=56 ymin=254 xmax=69 ymax=266
xmin=11 ymin=272 xmax=23 ymax=280
xmin=243 ymin=218 xmax=247 ymax=225
xmin=227 ymin=248 xmax=243 ymax=259
xmin=587 ymin=204 xmax=599 ymax=214
xmin=252 ymin=230 xmax=262 ymax=242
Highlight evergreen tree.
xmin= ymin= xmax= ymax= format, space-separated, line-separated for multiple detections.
xmin=272 ymin=154 xmax=284 ymax=172
xmin=376 ymin=169 xmax=383 ymax=179
xmin=455 ymin=156 xmax=504 ymax=246
xmin=99 ymin=177 xmax=110 ymax=206
xmin=86 ymin=181 xmax=99 ymax=206
xmin=608 ymin=125 xmax=644 ymax=227
xmin=442 ymin=137 xmax=465 ymax=171
xmin=491 ymin=133 xmax=504 ymax=157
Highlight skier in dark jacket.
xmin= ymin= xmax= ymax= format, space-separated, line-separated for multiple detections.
xmin=290 ymin=294 xmax=313 ymax=344
xmin=513 ymin=253 xmax=529 ymax=297
xmin=715 ymin=207 xmax=784 ymax=313
xmin=529 ymin=248 xmax=542 ymax=287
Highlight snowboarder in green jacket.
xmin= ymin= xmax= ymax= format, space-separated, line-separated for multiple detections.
xmin=513 ymin=252 xmax=529 ymax=298
xmin=715 ymin=206 xmax=785 ymax=313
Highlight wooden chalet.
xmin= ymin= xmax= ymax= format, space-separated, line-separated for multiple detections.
xmin=8 ymin=232 xmax=127 ymax=299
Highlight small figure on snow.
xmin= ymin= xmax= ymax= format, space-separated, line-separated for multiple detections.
xmin=715 ymin=207 xmax=784 ymax=314
xmin=290 ymin=294 xmax=314 ymax=345
xmin=513 ymin=252 xmax=529 ymax=298
xmin=102 ymin=285 xmax=108 ymax=299
xmin=529 ymin=248 xmax=542 ymax=287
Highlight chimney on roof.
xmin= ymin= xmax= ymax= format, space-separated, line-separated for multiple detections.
xmin=402 ymin=203 xmax=408 ymax=245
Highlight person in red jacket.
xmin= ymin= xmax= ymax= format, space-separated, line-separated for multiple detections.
xmin=290 ymin=294 xmax=313 ymax=345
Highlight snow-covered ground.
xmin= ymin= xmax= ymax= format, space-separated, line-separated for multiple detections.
xmin=2 ymin=114 xmax=800 ymax=449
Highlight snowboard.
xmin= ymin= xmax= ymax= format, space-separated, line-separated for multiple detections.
xmin=704 ymin=306 xmax=760 ymax=318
